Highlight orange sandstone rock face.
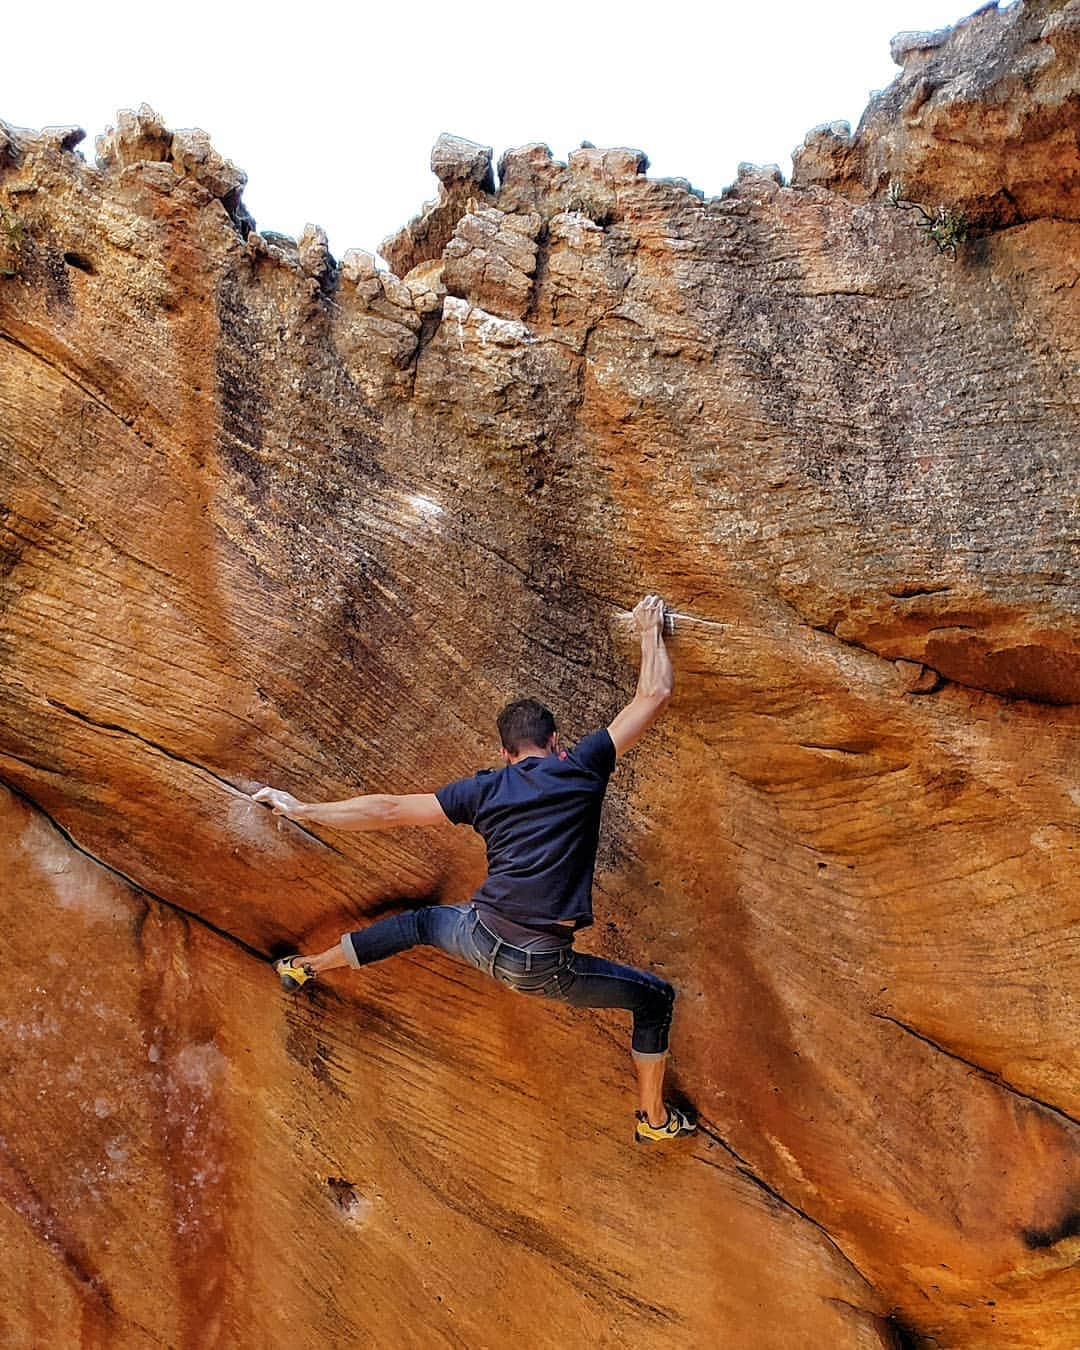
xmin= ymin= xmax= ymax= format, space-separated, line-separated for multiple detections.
xmin=1 ymin=4 xmax=1079 ymax=1347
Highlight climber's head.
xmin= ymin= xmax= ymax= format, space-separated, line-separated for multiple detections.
xmin=497 ymin=698 xmax=558 ymax=763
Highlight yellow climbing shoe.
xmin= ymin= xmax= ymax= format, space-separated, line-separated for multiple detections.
xmin=275 ymin=956 xmax=316 ymax=992
xmin=634 ymin=1104 xmax=697 ymax=1144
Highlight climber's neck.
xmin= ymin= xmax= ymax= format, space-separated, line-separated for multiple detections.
xmin=501 ymin=736 xmax=559 ymax=765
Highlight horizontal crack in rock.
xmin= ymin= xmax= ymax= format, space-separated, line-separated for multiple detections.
xmin=0 ymin=775 xmax=271 ymax=964
xmin=810 ymin=618 xmax=1079 ymax=707
xmin=43 ymin=695 xmax=348 ymax=859
xmin=693 ymin=1116 xmax=880 ymax=1295
xmin=872 ymin=1013 xmax=1080 ymax=1130
xmin=797 ymin=743 xmax=871 ymax=757
xmin=0 ymin=329 xmax=147 ymax=445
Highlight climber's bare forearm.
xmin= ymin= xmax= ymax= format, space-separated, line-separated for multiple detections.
xmin=252 ymin=787 xmax=446 ymax=830
xmin=295 ymin=795 xmax=396 ymax=830
xmin=608 ymin=595 xmax=673 ymax=756
xmin=635 ymin=625 xmax=673 ymax=703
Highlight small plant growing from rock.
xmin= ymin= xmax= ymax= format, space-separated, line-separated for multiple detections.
xmin=0 ymin=204 xmax=23 ymax=277
xmin=887 ymin=180 xmax=968 ymax=259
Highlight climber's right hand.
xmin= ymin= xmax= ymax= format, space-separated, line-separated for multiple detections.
xmin=631 ymin=594 xmax=666 ymax=638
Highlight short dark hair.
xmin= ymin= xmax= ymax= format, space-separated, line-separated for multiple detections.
xmin=497 ymin=698 xmax=556 ymax=754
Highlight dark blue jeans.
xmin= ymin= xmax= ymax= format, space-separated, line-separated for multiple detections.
xmin=341 ymin=903 xmax=675 ymax=1057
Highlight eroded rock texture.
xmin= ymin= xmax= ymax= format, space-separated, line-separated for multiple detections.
xmin=1 ymin=3 xmax=1078 ymax=1346
xmin=792 ymin=0 xmax=1080 ymax=227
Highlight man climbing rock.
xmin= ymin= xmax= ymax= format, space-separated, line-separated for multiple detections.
xmin=253 ymin=594 xmax=695 ymax=1144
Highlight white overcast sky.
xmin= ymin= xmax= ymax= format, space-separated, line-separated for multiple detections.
xmin=6 ymin=0 xmax=994 ymax=262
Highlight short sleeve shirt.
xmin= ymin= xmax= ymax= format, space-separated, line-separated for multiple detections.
xmin=435 ymin=729 xmax=616 ymax=929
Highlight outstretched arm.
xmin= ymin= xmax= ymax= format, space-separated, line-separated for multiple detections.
xmin=251 ymin=787 xmax=447 ymax=831
xmin=607 ymin=594 xmax=673 ymax=758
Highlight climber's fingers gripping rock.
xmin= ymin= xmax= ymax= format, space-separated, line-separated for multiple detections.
xmin=632 ymin=594 xmax=666 ymax=637
xmin=252 ymin=786 xmax=303 ymax=818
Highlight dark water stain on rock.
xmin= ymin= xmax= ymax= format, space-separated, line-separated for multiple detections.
xmin=1021 ymin=1209 xmax=1080 ymax=1251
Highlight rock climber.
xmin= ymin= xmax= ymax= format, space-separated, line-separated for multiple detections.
xmin=252 ymin=593 xmax=695 ymax=1144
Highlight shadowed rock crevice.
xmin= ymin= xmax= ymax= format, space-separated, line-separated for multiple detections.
xmin=873 ymin=1013 xmax=1080 ymax=1130
xmin=1021 ymin=1211 xmax=1080 ymax=1251
xmin=806 ymin=610 xmax=1080 ymax=706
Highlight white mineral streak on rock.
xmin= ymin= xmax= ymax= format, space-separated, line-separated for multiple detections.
xmin=405 ymin=493 xmax=444 ymax=518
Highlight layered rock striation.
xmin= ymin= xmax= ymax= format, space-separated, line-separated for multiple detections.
xmin=1 ymin=2 xmax=1078 ymax=1346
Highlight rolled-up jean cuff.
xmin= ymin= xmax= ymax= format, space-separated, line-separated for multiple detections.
xmin=631 ymin=1048 xmax=670 ymax=1062
xmin=341 ymin=932 xmax=361 ymax=968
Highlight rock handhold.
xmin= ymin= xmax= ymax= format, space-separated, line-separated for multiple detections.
xmin=298 ymin=223 xmax=333 ymax=284
xmin=894 ymin=659 xmax=943 ymax=695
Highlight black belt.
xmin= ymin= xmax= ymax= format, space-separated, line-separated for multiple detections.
xmin=473 ymin=915 xmax=566 ymax=974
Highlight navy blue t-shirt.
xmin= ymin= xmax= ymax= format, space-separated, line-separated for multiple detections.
xmin=434 ymin=729 xmax=616 ymax=931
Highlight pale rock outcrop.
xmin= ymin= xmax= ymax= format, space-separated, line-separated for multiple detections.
xmin=430 ymin=131 xmax=495 ymax=192
xmin=94 ymin=103 xmax=173 ymax=168
xmin=442 ymin=205 xmax=541 ymax=320
xmin=380 ymin=132 xmax=498 ymax=279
